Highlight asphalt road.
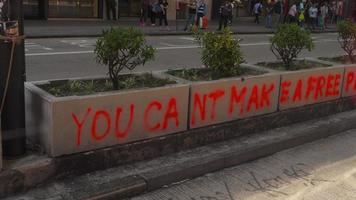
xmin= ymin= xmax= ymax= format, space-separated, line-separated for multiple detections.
xmin=132 ymin=129 xmax=356 ymax=200
xmin=25 ymin=33 xmax=344 ymax=81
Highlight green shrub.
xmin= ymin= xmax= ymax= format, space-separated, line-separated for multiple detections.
xmin=94 ymin=27 xmax=155 ymax=89
xmin=194 ymin=28 xmax=244 ymax=79
xmin=337 ymin=20 xmax=356 ymax=63
xmin=270 ymin=24 xmax=314 ymax=70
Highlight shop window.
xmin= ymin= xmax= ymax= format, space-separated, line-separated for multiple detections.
xmin=48 ymin=0 xmax=98 ymax=18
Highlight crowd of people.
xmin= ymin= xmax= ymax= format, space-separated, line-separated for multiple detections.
xmin=252 ymin=0 xmax=346 ymax=30
xmin=140 ymin=0 xmax=170 ymax=27
xmin=102 ymin=0 xmax=353 ymax=32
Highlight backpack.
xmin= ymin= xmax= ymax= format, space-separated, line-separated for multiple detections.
xmin=152 ymin=3 xmax=162 ymax=13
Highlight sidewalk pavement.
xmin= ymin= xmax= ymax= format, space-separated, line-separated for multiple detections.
xmin=4 ymin=109 xmax=356 ymax=200
xmin=24 ymin=17 xmax=338 ymax=38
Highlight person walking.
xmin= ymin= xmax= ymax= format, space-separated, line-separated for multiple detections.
xmin=320 ymin=2 xmax=328 ymax=31
xmin=218 ymin=1 xmax=233 ymax=30
xmin=105 ymin=0 xmax=117 ymax=20
xmin=273 ymin=0 xmax=282 ymax=25
xmin=140 ymin=0 xmax=151 ymax=26
xmin=253 ymin=1 xmax=263 ymax=24
xmin=151 ymin=0 xmax=162 ymax=26
xmin=184 ymin=0 xmax=197 ymax=31
xmin=196 ymin=0 xmax=207 ymax=27
xmin=308 ymin=3 xmax=318 ymax=30
xmin=288 ymin=3 xmax=297 ymax=23
xmin=159 ymin=0 xmax=168 ymax=26
xmin=265 ymin=2 xmax=274 ymax=28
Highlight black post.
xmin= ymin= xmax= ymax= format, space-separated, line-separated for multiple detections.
xmin=0 ymin=0 xmax=26 ymax=157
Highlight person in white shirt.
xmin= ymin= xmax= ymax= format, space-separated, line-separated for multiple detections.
xmin=253 ymin=1 xmax=263 ymax=24
xmin=288 ymin=3 xmax=297 ymax=23
xmin=308 ymin=4 xmax=318 ymax=30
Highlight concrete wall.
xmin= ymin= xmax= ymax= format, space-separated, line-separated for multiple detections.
xmin=25 ymin=65 xmax=356 ymax=158
xmin=26 ymin=83 xmax=190 ymax=157
xmin=189 ymin=74 xmax=280 ymax=129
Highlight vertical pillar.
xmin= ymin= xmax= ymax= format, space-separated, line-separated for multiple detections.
xmin=0 ymin=0 xmax=26 ymax=157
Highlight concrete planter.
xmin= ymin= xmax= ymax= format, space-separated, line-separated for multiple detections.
xmin=161 ymin=65 xmax=279 ymax=128
xmin=25 ymin=77 xmax=190 ymax=157
xmin=165 ymin=64 xmax=356 ymax=129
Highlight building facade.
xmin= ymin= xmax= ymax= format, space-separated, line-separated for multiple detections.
xmin=23 ymin=0 xmax=354 ymax=21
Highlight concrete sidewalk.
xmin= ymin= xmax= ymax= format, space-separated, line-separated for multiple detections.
xmin=4 ymin=108 xmax=356 ymax=200
xmin=24 ymin=17 xmax=338 ymax=38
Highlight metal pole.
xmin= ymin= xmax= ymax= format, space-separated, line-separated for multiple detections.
xmin=0 ymin=0 xmax=26 ymax=157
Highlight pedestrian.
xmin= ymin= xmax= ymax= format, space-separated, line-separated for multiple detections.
xmin=151 ymin=0 xmax=162 ymax=26
xmin=184 ymin=0 xmax=197 ymax=31
xmin=228 ymin=1 xmax=234 ymax=26
xmin=105 ymin=0 xmax=117 ymax=20
xmin=265 ymin=2 xmax=274 ymax=28
xmin=288 ymin=3 xmax=297 ymax=23
xmin=336 ymin=0 xmax=343 ymax=23
xmin=308 ymin=3 xmax=318 ymax=30
xmin=159 ymin=0 xmax=168 ymax=26
xmin=298 ymin=1 xmax=305 ymax=28
xmin=273 ymin=0 xmax=282 ymax=25
xmin=320 ymin=3 xmax=328 ymax=31
xmin=253 ymin=1 xmax=263 ymax=24
xmin=140 ymin=0 xmax=151 ymax=26
xmin=330 ymin=0 xmax=337 ymax=24
xmin=0 ymin=0 xmax=6 ymax=21
xmin=218 ymin=1 xmax=233 ymax=30
xmin=196 ymin=0 xmax=207 ymax=27
xmin=305 ymin=0 xmax=312 ymax=29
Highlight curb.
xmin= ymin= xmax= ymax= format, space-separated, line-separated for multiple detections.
xmin=6 ymin=108 xmax=356 ymax=200
xmin=108 ymin=109 xmax=356 ymax=199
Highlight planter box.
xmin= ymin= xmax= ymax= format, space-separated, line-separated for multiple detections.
xmin=343 ymin=65 xmax=356 ymax=97
xmin=279 ymin=66 xmax=345 ymax=110
xmin=25 ymin=80 xmax=190 ymax=157
xmin=188 ymin=73 xmax=280 ymax=129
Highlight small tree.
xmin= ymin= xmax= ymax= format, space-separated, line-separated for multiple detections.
xmin=94 ymin=27 xmax=155 ymax=90
xmin=270 ymin=24 xmax=314 ymax=70
xmin=194 ymin=28 xmax=244 ymax=78
xmin=337 ymin=20 xmax=356 ymax=63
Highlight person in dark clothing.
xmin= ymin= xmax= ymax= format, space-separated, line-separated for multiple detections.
xmin=151 ymin=0 xmax=161 ymax=26
xmin=218 ymin=1 xmax=232 ymax=30
xmin=159 ymin=0 xmax=168 ymax=26
xmin=140 ymin=0 xmax=151 ymax=26
xmin=184 ymin=0 xmax=197 ymax=31
xmin=0 ymin=0 xmax=9 ymax=21
xmin=273 ymin=0 xmax=282 ymax=24
xmin=105 ymin=0 xmax=117 ymax=20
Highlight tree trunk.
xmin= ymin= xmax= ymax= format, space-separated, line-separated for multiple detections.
xmin=111 ymin=77 xmax=119 ymax=90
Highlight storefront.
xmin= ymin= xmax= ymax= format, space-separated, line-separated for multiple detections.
xmin=23 ymin=0 xmax=103 ymax=19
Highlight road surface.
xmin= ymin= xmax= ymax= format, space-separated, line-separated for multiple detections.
xmin=25 ymin=33 xmax=344 ymax=81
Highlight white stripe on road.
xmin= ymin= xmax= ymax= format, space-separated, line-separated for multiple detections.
xmin=25 ymin=39 xmax=339 ymax=57
xmin=26 ymin=50 xmax=93 ymax=56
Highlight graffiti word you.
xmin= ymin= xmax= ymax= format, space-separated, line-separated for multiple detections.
xmin=71 ymin=97 xmax=180 ymax=146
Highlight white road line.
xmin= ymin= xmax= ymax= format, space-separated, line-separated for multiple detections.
xmin=26 ymin=51 xmax=93 ymax=56
xmin=25 ymin=39 xmax=340 ymax=57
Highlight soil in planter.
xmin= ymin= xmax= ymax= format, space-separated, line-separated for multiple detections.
xmin=257 ymin=60 xmax=331 ymax=71
xmin=319 ymin=55 xmax=356 ymax=64
xmin=38 ymin=73 xmax=176 ymax=97
xmin=167 ymin=67 xmax=264 ymax=82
